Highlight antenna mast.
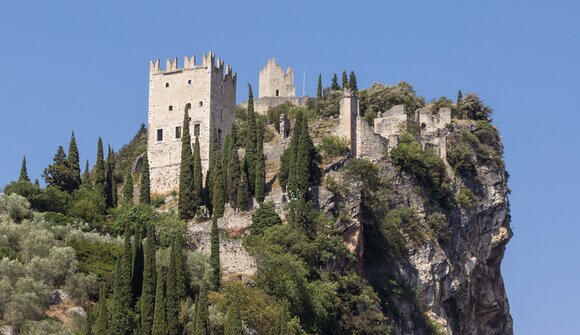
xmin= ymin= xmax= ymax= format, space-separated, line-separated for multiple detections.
xmin=303 ymin=71 xmax=306 ymax=96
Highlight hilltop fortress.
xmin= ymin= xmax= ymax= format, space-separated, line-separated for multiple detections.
xmin=147 ymin=52 xmax=451 ymax=195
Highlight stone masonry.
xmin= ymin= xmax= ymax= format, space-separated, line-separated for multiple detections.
xmin=147 ymin=51 xmax=237 ymax=194
xmin=337 ymin=88 xmax=451 ymax=161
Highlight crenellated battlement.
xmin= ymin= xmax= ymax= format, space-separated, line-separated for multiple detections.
xmin=149 ymin=51 xmax=236 ymax=81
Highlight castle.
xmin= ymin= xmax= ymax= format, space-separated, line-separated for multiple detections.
xmin=337 ymin=89 xmax=451 ymax=162
xmin=147 ymin=51 xmax=236 ymax=194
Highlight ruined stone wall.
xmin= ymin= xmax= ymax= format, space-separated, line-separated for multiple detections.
xmin=258 ymin=58 xmax=295 ymax=98
xmin=373 ymin=105 xmax=408 ymax=151
xmin=338 ymin=89 xmax=358 ymax=156
xmin=418 ymin=107 xmax=451 ymax=159
xmin=148 ymin=52 xmax=236 ymax=194
xmin=252 ymin=96 xmax=309 ymax=114
xmin=355 ymin=118 xmax=389 ymax=162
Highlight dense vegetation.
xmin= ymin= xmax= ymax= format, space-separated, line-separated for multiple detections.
xmin=0 ymin=75 xmax=499 ymax=334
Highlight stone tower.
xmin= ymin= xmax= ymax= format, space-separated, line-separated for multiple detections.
xmin=147 ymin=51 xmax=237 ymax=195
xmin=338 ymin=89 xmax=359 ymax=157
xmin=258 ymin=58 xmax=295 ymax=98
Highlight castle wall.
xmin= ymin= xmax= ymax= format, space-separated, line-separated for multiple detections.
xmin=253 ymin=96 xmax=309 ymax=114
xmin=338 ymin=89 xmax=358 ymax=156
xmin=258 ymin=58 xmax=295 ymax=98
xmin=374 ymin=105 xmax=408 ymax=151
xmin=355 ymin=117 xmax=389 ymax=162
xmin=147 ymin=52 xmax=236 ymax=195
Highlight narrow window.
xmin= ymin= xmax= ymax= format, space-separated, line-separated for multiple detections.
xmin=186 ymin=103 xmax=192 ymax=109
xmin=175 ymin=126 xmax=182 ymax=139
xmin=220 ymin=84 xmax=224 ymax=94
xmin=199 ymin=101 xmax=203 ymax=107
xmin=168 ymin=105 xmax=173 ymax=111
xmin=165 ymin=82 xmax=170 ymax=88
xmin=218 ymin=129 xmax=222 ymax=148
xmin=220 ymin=109 xmax=223 ymax=120
xmin=275 ymin=89 xmax=279 ymax=97
xmin=156 ymin=129 xmax=163 ymax=142
xmin=194 ymin=124 xmax=200 ymax=137
xmin=187 ymin=79 xmax=192 ymax=85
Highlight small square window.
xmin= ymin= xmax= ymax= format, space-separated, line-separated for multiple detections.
xmin=168 ymin=105 xmax=173 ymax=111
xmin=156 ymin=129 xmax=163 ymax=142
xmin=186 ymin=103 xmax=191 ymax=109
xmin=175 ymin=126 xmax=182 ymax=139
xmin=198 ymin=101 xmax=203 ymax=107
xmin=165 ymin=82 xmax=170 ymax=88
xmin=194 ymin=124 xmax=200 ymax=137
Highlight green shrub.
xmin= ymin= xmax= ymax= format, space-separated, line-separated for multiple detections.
xmin=43 ymin=212 xmax=75 ymax=226
xmin=447 ymin=142 xmax=475 ymax=173
xmin=20 ymin=319 xmax=74 ymax=335
xmin=457 ymin=188 xmax=475 ymax=209
xmin=318 ymin=135 xmax=350 ymax=160
xmin=426 ymin=212 xmax=448 ymax=242
xmin=67 ymin=188 xmax=105 ymax=227
xmin=390 ymin=133 xmax=451 ymax=207
xmin=66 ymin=235 xmax=121 ymax=286
xmin=64 ymin=272 xmax=99 ymax=305
xmin=3 ymin=180 xmax=42 ymax=201
xmin=315 ymin=90 xmax=342 ymax=117
xmin=110 ymin=204 xmax=154 ymax=237
xmin=359 ymin=82 xmax=425 ymax=126
xmin=5 ymin=277 xmax=52 ymax=329
xmin=0 ymin=193 xmax=33 ymax=223
xmin=251 ymin=202 xmax=282 ymax=236
xmin=384 ymin=208 xmax=428 ymax=242
xmin=457 ymin=93 xmax=493 ymax=120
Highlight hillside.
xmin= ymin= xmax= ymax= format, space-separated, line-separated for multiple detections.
xmin=0 ymin=82 xmax=512 ymax=335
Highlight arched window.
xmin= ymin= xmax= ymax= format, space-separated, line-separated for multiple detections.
xmin=187 ymin=79 xmax=192 ymax=85
xmin=186 ymin=103 xmax=192 ymax=109
xmin=168 ymin=105 xmax=173 ymax=111
xmin=165 ymin=82 xmax=170 ymax=88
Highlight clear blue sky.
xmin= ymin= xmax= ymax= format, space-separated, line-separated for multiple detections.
xmin=1 ymin=1 xmax=578 ymax=333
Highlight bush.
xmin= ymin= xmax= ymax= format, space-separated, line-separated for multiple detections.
xmin=457 ymin=93 xmax=493 ymax=120
xmin=5 ymin=277 xmax=52 ymax=329
xmin=384 ymin=208 xmax=429 ymax=242
xmin=318 ymin=136 xmax=350 ymax=160
xmin=251 ymin=202 xmax=282 ymax=236
xmin=426 ymin=212 xmax=448 ymax=242
xmin=457 ymin=188 xmax=475 ymax=209
xmin=43 ymin=212 xmax=75 ymax=226
xmin=65 ymin=272 xmax=99 ymax=305
xmin=0 ymin=193 xmax=33 ymax=223
xmin=390 ymin=133 xmax=452 ymax=207
xmin=110 ymin=204 xmax=154 ymax=237
xmin=358 ymin=82 xmax=425 ymax=126
xmin=29 ymin=187 xmax=72 ymax=214
xmin=20 ymin=319 xmax=73 ymax=335
xmin=3 ymin=180 xmax=42 ymax=201
xmin=315 ymin=90 xmax=342 ymax=117
xmin=447 ymin=142 xmax=475 ymax=173
xmin=68 ymin=188 xmax=105 ymax=227
xmin=66 ymin=233 xmax=121 ymax=286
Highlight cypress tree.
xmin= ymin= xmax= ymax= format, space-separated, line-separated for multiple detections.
xmin=348 ymin=71 xmax=358 ymax=92
xmin=245 ymin=84 xmax=257 ymax=195
xmin=166 ymin=242 xmax=179 ymax=335
xmin=247 ymin=82 xmax=254 ymax=114
xmin=456 ymin=89 xmax=463 ymax=106
xmin=341 ymin=71 xmax=348 ymax=89
xmin=19 ymin=156 xmax=29 ymax=182
xmin=123 ymin=171 xmax=134 ymax=202
xmin=275 ymin=308 xmax=288 ymax=335
xmin=178 ymin=107 xmax=196 ymax=220
xmin=152 ymin=268 xmax=168 ymax=335
xmin=43 ymin=145 xmax=76 ymax=192
xmin=237 ymin=167 xmax=250 ymax=212
xmin=140 ymin=153 xmax=151 ymax=205
xmin=286 ymin=112 xmax=304 ymax=198
xmin=210 ymin=217 xmax=220 ymax=290
xmin=294 ymin=119 xmax=311 ymax=199
xmin=172 ymin=235 xmax=187 ymax=301
xmin=255 ymin=131 xmax=265 ymax=203
xmin=82 ymin=160 xmax=90 ymax=187
xmin=212 ymin=150 xmax=225 ymax=218
xmin=222 ymin=134 xmax=231 ymax=203
xmin=227 ymin=147 xmax=241 ymax=209
xmin=224 ymin=302 xmax=242 ymax=335
xmin=132 ymin=230 xmax=144 ymax=306
xmin=331 ymin=73 xmax=340 ymax=91
xmin=94 ymin=286 xmax=109 ymax=335
xmin=95 ymin=137 xmax=106 ymax=191
xmin=68 ymin=131 xmax=81 ymax=190
xmin=34 ymin=179 xmax=40 ymax=187
xmin=105 ymin=148 xmax=116 ymax=209
xmin=206 ymin=127 xmax=219 ymax=211
xmin=110 ymin=256 xmax=132 ymax=335
xmin=193 ymin=135 xmax=203 ymax=210
xmin=316 ymin=74 xmax=323 ymax=99
xmin=121 ymin=227 xmax=133 ymax=308
xmin=194 ymin=289 xmax=210 ymax=335
xmin=141 ymin=226 xmax=157 ymax=335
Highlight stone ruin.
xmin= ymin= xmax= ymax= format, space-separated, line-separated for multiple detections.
xmin=337 ymin=88 xmax=452 ymax=161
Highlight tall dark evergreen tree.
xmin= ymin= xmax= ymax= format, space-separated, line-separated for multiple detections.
xmin=68 ymin=131 xmax=81 ymax=190
xmin=172 ymin=235 xmax=187 ymax=301
xmin=255 ymin=119 xmax=266 ymax=203
xmin=132 ymin=230 xmax=144 ymax=306
xmin=82 ymin=160 xmax=90 ymax=187
xmin=206 ymin=127 xmax=219 ymax=211
xmin=95 ymin=137 xmax=106 ymax=191
xmin=43 ymin=146 xmax=76 ymax=192
xmin=141 ymin=226 xmax=157 ymax=335
xmin=227 ymin=146 xmax=241 ymax=210
xmin=110 ymin=256 xmax=132 ymax=335
xmin=94 ymin=286 xmax=109 ymax=335
xmin=331 ymin=73 xmax=340 ymax=91
xmin=152 ymin=268 xmax=168 ymax=335
xmin=194 ymin=289 xmax=210 ymax=335
xmin=275 ymin=308 xmax=288 ymax=335
xmin=166 ymin=242 xmax=179 ymax=335
xmin=121 ymin=227 xmax=133 ymax=308
xmin=178 ymin=107 xmax=196 ymax=220
xmin=456 ymin=89 xmax=463 ymax=106
xmin=123 ymin=171 xmax=134 ymax=202
xmin=237 ymin=167 xmax=250 ymax=212
xmin=341 ymin=70 xmax=348 ymax=89
xmin=105 ymin=148 xmax=117 ymax=209
xmin=34 ymin=179 xmax=40 ymax=187
xmin=210 ymin=217 xmax=220 ymax=290
xmin=140 ymin=153 xmax=151 ymax=205
xmin=222 ymin=134 xmax=232 ymax=203
xmin=348 ymin=71 xmax=358 ymax=92
xmin=19 ymin=156 xmax=29 ymax=182
xmin=193 ymin=135 xmax=203 ymax=210
xmin=317 ymin=74 xmax=323 ymax=99
xmin=244 ymin=84 xmax=257 ymax=195
xmin=212 ymin=150 xmax=225 ymax=218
